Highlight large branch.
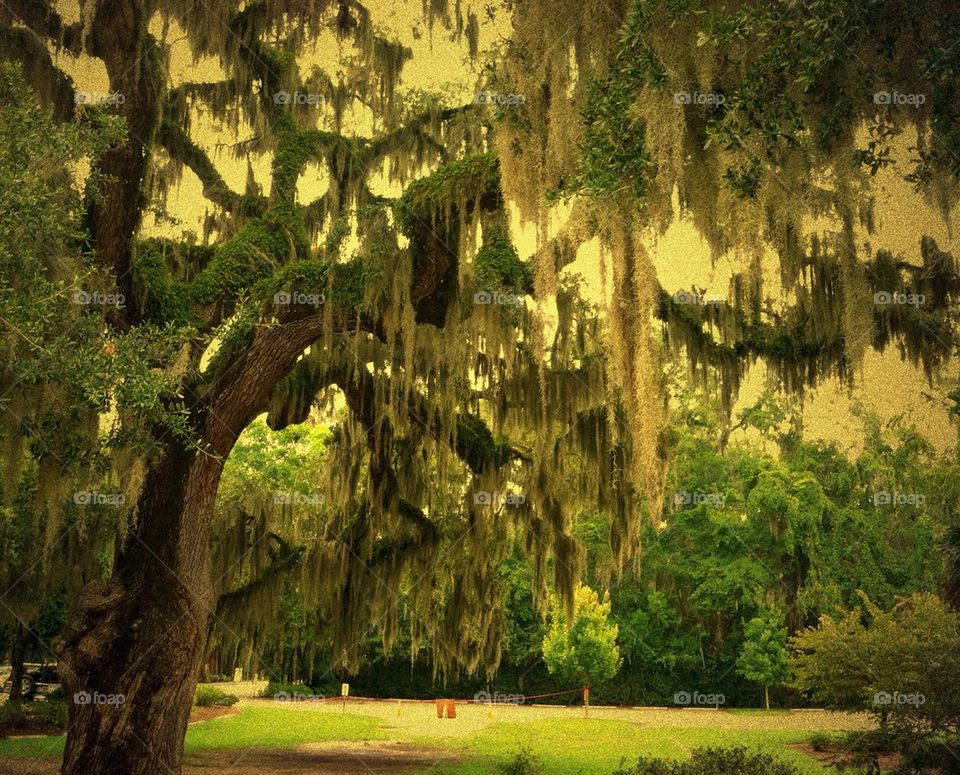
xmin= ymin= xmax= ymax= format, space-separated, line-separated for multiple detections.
xmin=0 ymin=0 xmax=81 ymax=53
xmin=215 ymin=531 xmax=304 ymax=613
xmin=0 ymin=25 xmax=75 ymax=119
xmin=156 ymin=119 xmax=255 ymax=214
xmin=86 ymin=0 xmax=165 ymax=328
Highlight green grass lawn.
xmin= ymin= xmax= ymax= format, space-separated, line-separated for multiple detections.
xmin=0 ymin=706 xmax=863 ymax=774
xmin=422 ymin=718 xmax=844 ymax=774
xmin=0 ymin=706 xmax=386 ymax=759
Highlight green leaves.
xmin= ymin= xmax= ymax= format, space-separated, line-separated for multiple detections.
xmin=791 ymin=592 xmax=960 ymax=735
xmin=542 ymin=585 xmax=621 ymax=687
xmin=736 ymin=610 xmax=791 ymax=690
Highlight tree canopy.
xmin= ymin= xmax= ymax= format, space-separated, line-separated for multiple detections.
xmin=0 ymin=1 xmax=958 ymax=773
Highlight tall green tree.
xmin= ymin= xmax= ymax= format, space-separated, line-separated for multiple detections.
xmin=736 ymin=610 xmax=791 ymax=710
xmin=542 ymin=585 xmax=621 ymax=693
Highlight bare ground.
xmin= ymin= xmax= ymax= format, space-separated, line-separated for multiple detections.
xmin=0 ymin=742 xmax=461 ymax=774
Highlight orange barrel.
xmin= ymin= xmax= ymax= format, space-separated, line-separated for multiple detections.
xmin=445 ymin=699 xmax=456 ymax=718
xmin=435 ymin=698 xmax=445 ymax=718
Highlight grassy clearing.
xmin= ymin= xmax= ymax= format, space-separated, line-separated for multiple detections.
xmin=0 ymin=706 xmax=385 ymax=759
xmin=185 ymin=706 xmax=386 ymax=751
xmin=422 ymin=718 xmax=847 ymax=774
xmin=0 ymin=705 xmax=867 ymax=774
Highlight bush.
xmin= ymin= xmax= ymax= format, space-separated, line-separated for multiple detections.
xmin=791 ymin=593 xmax=960 ymax=736
xmin=808 ymin=733 xmax=832 ymax=752
xmin=200 ymin=674 xmax=233 ymax=683
xmin=844 ymin=730 xmax=960 ymax=774
xmin=194 ymin=685 xmax=239 ymax=707
xmin=497 ymin=748 xmax=545 ymax=775
xmin=0 ymin=700 xmax=68 ymax=733
xmin=613 ymin=747 xmax=799 ymax=775
xmin=899 ymin=733 xmax=960 ymax=773
xmin=26 ymin=700 xmax=68 ymax=728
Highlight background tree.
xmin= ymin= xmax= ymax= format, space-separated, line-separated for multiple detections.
xmin=736 ymin=610 xmax=791 ymax=710
xmin=542 ymin=585 xmax=621 ymax=695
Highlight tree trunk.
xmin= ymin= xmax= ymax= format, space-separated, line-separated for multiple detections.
xmin=7 ymin=621 xmax=28 ymax=704
xmin=764 ymin=685 xmax=770 ymax=711
xmin=57 ymin=440 xmax=223 ymax=775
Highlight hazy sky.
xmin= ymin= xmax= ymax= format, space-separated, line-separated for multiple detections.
xmin=50 ymin=0 xmax=959 ymax=453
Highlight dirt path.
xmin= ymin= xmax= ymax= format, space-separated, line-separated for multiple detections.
xmin=0 ymin=742 xmax=462 ymax=774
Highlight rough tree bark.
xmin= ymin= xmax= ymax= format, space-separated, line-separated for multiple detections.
xmin=35 ymin=0 xmax=474 ymax=768
xmin=58 ymin=439 xmax=219 ymax=775
xmin=55 ymin=282 xmax=452 ymax=774
xmin=7 ymin=621 xmax=28 ymax=704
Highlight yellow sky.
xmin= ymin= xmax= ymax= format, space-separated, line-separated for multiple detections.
xmin=50 ymin=0 xmax=959 ymax=452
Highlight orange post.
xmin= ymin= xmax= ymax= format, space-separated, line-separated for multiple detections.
xmin=435 ymin=698 xmax=445 ymax=718
xmin=445 ymin=699 xmax=457 ymax=718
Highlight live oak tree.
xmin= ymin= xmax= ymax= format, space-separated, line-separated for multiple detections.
xmin=0 ymin=1 xmax=959 ymax=774
xmin=0 ymin=2 xmax=634 ymax=772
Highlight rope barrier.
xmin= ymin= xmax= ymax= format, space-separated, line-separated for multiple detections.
xmin=275 ymin=687 xmax=584 ymax=705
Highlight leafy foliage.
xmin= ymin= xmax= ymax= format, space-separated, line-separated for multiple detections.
xmin=791 ymin=592 xmax=960 ymax=735
xmin=613 ymin=746 xmax=799 ymax=775
xmin=736 ymin=610 xmax=791 ymax=707
xmin=193 ymin=685 xmax=239 ymax=707
xmin=542 ymin=586 xmax=621 ymax=688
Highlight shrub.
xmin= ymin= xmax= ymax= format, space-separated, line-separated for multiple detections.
xmin=613 ymin=747 xmax=799 ymax=774
xmin=0 ymin=700 xmax=68 ymax=733
xmin=843 ymin=730 xmax=960 ymax=774
xmin=808 ymin=732 xmax=832 ymax=752
xmin=791 ymin=593 xmax=960 ymax=736
xmin=27 ymin=701 xmax=68 ymax=728
xmin=194 ymin=685 xmax=239 ymax=707
xmin=497 ymin=747 xmax=545 ymax=775
xmin=899 ymin=733 xmax=960 ymax=772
